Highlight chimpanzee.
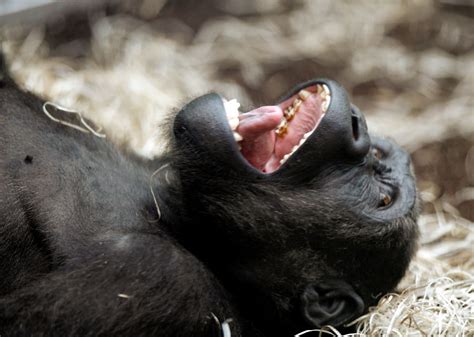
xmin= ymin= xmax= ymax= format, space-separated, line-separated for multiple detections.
xmin=0 ymin=53 xmax=419 ymax=337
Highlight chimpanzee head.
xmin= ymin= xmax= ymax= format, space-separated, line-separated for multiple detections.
xmin=172 ymin=79 xmax=419 ymax=334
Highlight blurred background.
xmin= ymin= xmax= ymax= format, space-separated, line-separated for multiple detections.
xmin=1 ymin=0 xmax=473 ymax=335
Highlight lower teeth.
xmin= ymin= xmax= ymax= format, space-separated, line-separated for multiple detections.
xmin=233 ymin=132 xmax=243 ymax=142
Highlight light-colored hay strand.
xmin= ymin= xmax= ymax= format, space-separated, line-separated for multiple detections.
xmin=149 ymin=163 xmax=170 ymax=222
xmin=42 ymin=101 xmax=106 ymax=138
xmin=349 ymin=273 xmax=474 ymax=336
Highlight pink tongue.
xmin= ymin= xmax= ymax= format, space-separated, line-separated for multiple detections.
xmin=237 ymin=106 xmax=283 ymax=171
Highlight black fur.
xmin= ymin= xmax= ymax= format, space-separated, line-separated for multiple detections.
xmin=0 ymin=53 xmax=419 ymax=337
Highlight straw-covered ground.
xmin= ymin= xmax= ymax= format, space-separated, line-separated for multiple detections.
xmin=1 ymin=0 xmax=473 ymax=335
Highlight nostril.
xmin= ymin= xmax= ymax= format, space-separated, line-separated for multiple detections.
xmin=351 ymin=114 xmax=360 ymax=141
xmin=347 ymin=105 xmax=370 ymax=160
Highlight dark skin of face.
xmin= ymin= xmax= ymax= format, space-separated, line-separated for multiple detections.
xmin=0 ymin=53 xmax=419 ymax=337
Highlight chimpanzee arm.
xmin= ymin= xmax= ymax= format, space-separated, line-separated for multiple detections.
xmin=0 ymin=232 xmax=240 ymax=337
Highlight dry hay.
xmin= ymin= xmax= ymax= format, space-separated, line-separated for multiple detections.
xmin=1 ymin=0 xmax=473 ymax=335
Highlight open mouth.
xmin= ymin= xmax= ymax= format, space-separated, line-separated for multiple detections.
xmin=223 ymin=84 xmax=331 ymax=173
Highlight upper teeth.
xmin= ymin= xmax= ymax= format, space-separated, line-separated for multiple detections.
xmin=283 ymin=107 xmax=296 ymax=121
xmin=298 ymin=89 xmax=312 ymax=100
xmin=277 ymin=84 xmax=331 ymax=165
xmin=275 ymin=118 xmax=289 ymax=136
xmin=321 ymin=84 xmax=331 ymax=112
xmin=276 ymin=84 xmax=331 ymax=138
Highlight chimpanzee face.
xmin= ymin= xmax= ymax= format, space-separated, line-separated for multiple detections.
xmin=173 ymin=79 xmax=419 ymax=330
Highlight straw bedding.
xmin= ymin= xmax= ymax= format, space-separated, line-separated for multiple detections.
xmin=1 ymin=0 xmax=473 ymax=335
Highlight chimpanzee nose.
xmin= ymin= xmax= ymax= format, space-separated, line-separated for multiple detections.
xmin=347 ymin=104 xmax=370 ymax=161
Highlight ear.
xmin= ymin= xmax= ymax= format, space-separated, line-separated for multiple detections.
xmin=301 ymin=280 xmax=364 ymax=327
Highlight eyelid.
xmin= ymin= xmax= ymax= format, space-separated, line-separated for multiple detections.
xmin=373 ymin=159 xmax=391 ymax=175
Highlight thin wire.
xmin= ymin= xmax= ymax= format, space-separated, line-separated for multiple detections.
xmin=150 ymin=163 xmax=170 ymax=222
xmin=210 ymin=313 xmax=221 ymax=336
xmin=42 ymin=101 xmax=106 ymax=138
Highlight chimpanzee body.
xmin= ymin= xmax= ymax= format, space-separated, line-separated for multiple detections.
xmin=0 ymin=55 xmax=419 ymax=337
